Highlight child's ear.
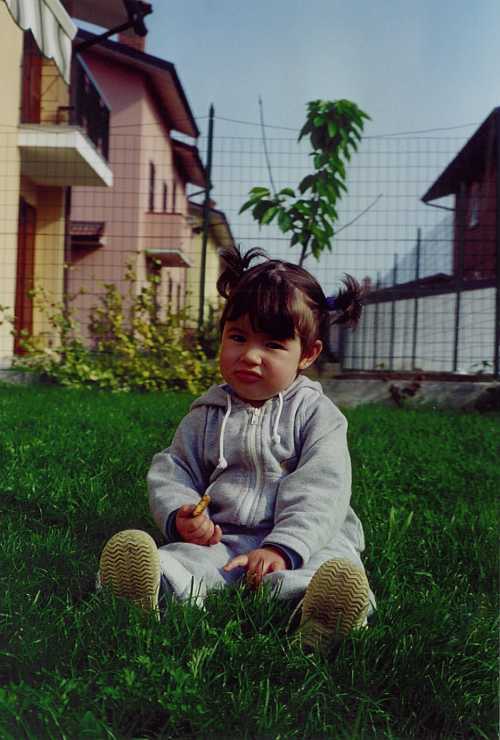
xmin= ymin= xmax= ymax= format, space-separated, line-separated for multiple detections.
xmin=298 ymin=339 xmax=323 ymax=370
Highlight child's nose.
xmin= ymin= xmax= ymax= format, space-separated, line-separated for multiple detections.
xmin=241 ymin=345 xmax=261 ymax=364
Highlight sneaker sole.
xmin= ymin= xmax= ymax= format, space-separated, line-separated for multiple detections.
xmin=297 ymin=558 xmax=369 ymax=652
xmin=99 ymin=529 xmax=161 ymax=615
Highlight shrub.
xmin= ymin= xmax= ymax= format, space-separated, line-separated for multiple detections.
xmin=6 ymin=269 xmax=220 ymax=394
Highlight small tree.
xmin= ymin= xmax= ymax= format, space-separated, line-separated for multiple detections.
xmin=240 ymin=99 xmax=370 ymax=265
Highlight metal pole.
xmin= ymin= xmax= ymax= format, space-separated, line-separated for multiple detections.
xmin=198 ymin=104 xmax=215 ymax=330
xmin=389 ymin=254 xmax=397 ymax=370
xmin=411 ymin=228 xmax=421 ymax=370
xmin=373 ymin=274 xmax=380 ymax=369
xmin=453 ymin=182 xmax=466 ymax=372
xmin=495 ymin=109 xmax=500 ymax=377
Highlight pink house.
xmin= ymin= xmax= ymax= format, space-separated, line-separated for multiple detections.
xmin=68 ymin=28 xmax=206 ymax=339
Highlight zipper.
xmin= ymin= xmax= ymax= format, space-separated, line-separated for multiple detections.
xmin=241 ymin=406 xmax=263 ymax=522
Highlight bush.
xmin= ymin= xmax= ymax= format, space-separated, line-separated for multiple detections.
xmin=6 ymin=270 xmax=220 ymax=394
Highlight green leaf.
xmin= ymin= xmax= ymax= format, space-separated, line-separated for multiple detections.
xmin=278 ymin=210 xmax=292 ymax=231
xmin=249 ymin=186 xmax=270 ymax=196
xmin=327 ymin=120 xmax=338 ymax=139
xmin=252 ymin=199 xmax=276 ymax=222
xmin=298 ymin=174 xmax=316 ymax=194
xmin=278 ymin=187 xmax=296 ymax=198
xmin=239 ymin=199 xmax=255 ymax=214
xmin=261 ymin=206 xmax=279 ymax=225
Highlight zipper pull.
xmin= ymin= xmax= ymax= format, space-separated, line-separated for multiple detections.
xmin=250 ymin=407 xmax=260 ymax=424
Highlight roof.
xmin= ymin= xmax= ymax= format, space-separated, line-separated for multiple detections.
xmin=422 ymin=108 xmax=498 ymax=202
xmin=172 ymin=140 xmax=207 ymax=188
xmin=188 ymin=201 xmax=236 ymax=249
xmin=62 ymin=0 xmax=151 ymax=29
xmin=75 ymin=29 xmax=199 ymax=138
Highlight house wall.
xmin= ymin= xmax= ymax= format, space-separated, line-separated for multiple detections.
xmin=40 ymin=57 xmax=70 ymax=124
xmin=68 ymin=54 xmax=144 ymax=337
xmin=21 ymin=59 xmax=73 ymax=345
xmin=342 ymin=287 xmax=496 ymax=374
xmin=184 ymin=227 xmax=222 ymax=326
xmin=19 ymin=177 xmax=65 ymax=339
xmin=0 ymin=2 xmax=22 ymax=364
xmin=69 ymin=52 xmax=193 ymax=339
xmin=137 ymin=83 xmax=191 ymax=314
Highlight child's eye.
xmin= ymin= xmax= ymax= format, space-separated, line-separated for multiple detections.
xmin=267 ymin=341 xmax=287 ymax=350
xmin=229 ymin=333 xmax=245 ymax=343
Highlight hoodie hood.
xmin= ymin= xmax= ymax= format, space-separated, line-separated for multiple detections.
xmin=190 ymin=374 xmax=324 ymax=412
xmin=190 ymin=375 xmax=325 ymax=472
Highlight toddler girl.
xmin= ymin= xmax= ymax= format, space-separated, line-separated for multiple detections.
xmin=99 ymin=247 xmax=375 ymax=653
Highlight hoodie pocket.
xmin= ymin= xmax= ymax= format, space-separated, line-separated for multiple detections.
xmin=280 ymin=455 xmax=299 ymax=475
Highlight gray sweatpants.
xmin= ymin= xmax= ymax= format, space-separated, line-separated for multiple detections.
xmin=157 ymin=526 xmax=374 ymax=608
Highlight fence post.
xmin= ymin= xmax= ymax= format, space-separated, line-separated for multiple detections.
xmin=198 ymin=104 xmax=215 ymax=330
xmin=373 ymin=273 xmax=380 ymax=369
xmin=495 ymin=108 xmax=500 ymax=377
xmin=411 ymin=228 xmax=421 ymax=370
xmin=389 ymin=254 xmax=398 ymax=370
xmin=453 ymin=182 xmax=466 ymax=372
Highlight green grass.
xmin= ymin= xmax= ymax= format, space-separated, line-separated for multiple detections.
xmin=0 ymin=383 xmax=498 ymax=739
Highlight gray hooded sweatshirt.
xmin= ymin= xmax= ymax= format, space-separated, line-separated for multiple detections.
xmin=147 ymin=375 xmax=368 ymax=602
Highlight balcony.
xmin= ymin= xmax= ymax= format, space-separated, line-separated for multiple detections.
xmin=143 ymin=212 xmax=192 ymax=268
xmin=18 ymin=53 xmax=112 ymax=188
xmin=70 ymin=54 xmax=111 ymax=162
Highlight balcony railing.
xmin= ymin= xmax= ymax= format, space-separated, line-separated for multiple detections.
xmin=69 ymin=54 xmax=111 ymax=161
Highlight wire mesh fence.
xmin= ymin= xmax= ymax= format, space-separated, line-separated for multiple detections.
xmin=202 ymin=114 xmax=498 ymax=376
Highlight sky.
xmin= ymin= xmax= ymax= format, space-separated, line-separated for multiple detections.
xmin=146 ymin=0 xmax=499 ymax=138
xmin=81 ymin=0 xmax=500 ymax=288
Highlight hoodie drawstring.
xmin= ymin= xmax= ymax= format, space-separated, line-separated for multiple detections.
xmin=217 ymin=391 xmax=283 ymax=471
xmin=216 ymin=393 xmax=232 ymax=470
xmin=272 ymin=392 xmax=283 ymax=444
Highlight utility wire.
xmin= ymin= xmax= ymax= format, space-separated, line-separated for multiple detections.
xmin=214 ymin=114 xmax=478 ymax=138
xmin=335 ymin=194 xmax=384 ymax=235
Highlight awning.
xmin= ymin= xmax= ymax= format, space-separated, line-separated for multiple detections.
xmin=71 ymin=220 xmax=106 ymax=247
xmin=145 ymin=248 xmax=192 ymax=268
xmin=3 ymin=0 xmax=76 ymax=84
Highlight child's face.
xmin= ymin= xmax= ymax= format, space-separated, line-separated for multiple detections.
xmin=219 ymin=314 xmax=322 ymax=406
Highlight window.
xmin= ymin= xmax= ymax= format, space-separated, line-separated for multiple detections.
xmin=168 ymin=275 xmax=173 ymax=309
xmin=172 ymin=182 xmax=177 ymax=213
xmin=148 ymin=162 xmax=156 ymax=212
xmin=162 ymin=181 xmax=168 ymax=212
xmin=468 ymin=182 xmax=480 ymax=228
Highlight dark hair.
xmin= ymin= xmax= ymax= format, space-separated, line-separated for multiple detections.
xmin=217 ymin=246 xmax=364 ymax=351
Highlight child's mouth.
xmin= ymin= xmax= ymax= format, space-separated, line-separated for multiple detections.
xmin=235 ymin=370 xmax=261 ymax=383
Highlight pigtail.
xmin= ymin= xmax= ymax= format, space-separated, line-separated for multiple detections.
xmin=217 ymin=245 xmax=269 ymax=299
xmin=328 ymin=274 xmax=364 ymax=329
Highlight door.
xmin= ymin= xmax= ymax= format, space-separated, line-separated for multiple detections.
xmin=14 ymin=199 xmax=37 ymax=354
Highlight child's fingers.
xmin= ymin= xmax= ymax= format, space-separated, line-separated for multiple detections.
xmin=246 ymin=557 xmax=266 ymax=588
xmin=224 ymin=554 xmax=249 ymax=572
xmin=268 ymin=559 xmax=285 ymax=573
xmin=177 ymin=504 xmax=196 ymax=518
xmin=207 ymin=524 xmax=222 ymax=546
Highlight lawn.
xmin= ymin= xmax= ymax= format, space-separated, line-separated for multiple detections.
xmin=0 ymin=383 xmax=497 ymax=739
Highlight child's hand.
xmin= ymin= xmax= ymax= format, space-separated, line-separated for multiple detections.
xmin=224 ymin=547 xmax=287 ymax=588
xmin=175 ymin=505 xmax=222 ymax=546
